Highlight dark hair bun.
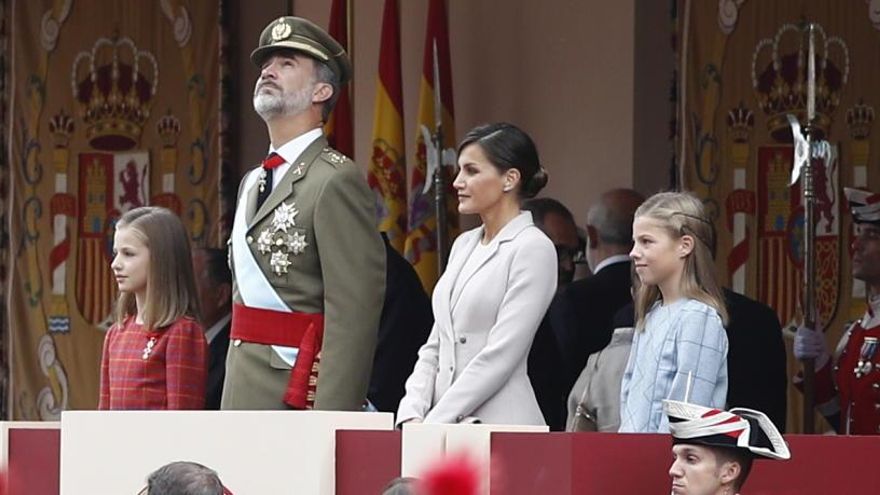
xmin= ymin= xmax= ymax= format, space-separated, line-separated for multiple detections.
xmin=521 ymin=167 xmax=548 ymax=199
xmin=458 ymin=122 xmax=546 ymax=200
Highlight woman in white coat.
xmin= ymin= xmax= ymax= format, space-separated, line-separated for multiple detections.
xmin=396 ymin=123 xmax=557 ymax=426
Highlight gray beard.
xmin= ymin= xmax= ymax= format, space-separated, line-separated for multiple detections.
xmin=252 ymin=88 xmax=311 ymax=121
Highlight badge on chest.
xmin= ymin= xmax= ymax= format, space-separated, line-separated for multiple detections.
xmin=854 ymin=336 xmax=879 ymax=378
xmin=256 ymin=201 xmax=309 ymax=276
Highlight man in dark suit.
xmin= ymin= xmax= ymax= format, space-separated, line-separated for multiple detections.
xmin=523 ymin=197 xmax=582 ymax=430
xmin=697 ymin=220 xmax=788 ymax=431
xmin=723 ymin=288 xmax=787 ymax=431
xmin=192 ymin=247 xmax=232 ymax=410
xmin=368 ymin=234 xmax=433 ymax=413
xmin=551 ymin=189 xmax=644 ymax=393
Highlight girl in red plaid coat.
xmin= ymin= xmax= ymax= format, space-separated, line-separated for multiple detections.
xmin=99 ymin=206 xmax=208 ymax=410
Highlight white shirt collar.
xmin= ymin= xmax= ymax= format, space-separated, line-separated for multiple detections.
xmin=205 ymin=313 xmax=232 ymax=344
xmin=593 ymin=254 xmax=631 ymax=274
xmin=265 ymin=127 xmax=323 ymax=188
xmin=864 ymin=292 xmax=880 ymax=327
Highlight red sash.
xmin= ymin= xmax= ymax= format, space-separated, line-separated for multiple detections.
xmin=231 ymin=303 xmax=325 ymax=409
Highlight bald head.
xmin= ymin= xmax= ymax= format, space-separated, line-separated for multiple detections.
xmin=587 ymin=188 xmax=644 ymax=246
xmin=584 ymin=188 xmax=644 ymax=272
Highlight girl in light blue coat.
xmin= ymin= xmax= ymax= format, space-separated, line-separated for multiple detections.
xmin=396 ymin=123 xmax=556 ymax=426
xmin=619 ymin=191 xmax=729 ymax=433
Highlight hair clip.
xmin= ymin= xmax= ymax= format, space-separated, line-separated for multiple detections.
xmin=670 ymin=211 xmax=712 ymax=225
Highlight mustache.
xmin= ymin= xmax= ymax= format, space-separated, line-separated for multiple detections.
xmin=255 ymin=80 xmax=281 ymax=93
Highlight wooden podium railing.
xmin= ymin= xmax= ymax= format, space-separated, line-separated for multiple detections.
xmin=337 ymin=430 xmax=880 ymax=495
xmin=3 ymin=415 xmax=879 ymax=495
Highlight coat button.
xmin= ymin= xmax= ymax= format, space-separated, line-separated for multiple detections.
xmin=459 ymin=336 xmax=467 ymax=344
xmin=233 ymin=339 xmax=242 ymax=347
xmin=246 ymin=236 xmax=254 ymax=244
xmin=449 ymin=366 xmax=454 ymax=372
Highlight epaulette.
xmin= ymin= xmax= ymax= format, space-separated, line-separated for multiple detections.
xmin=321 ymin=147 xmax=349 ymax=167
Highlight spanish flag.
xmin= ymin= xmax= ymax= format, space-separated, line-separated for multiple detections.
xmin=404 ymin=0 xmax=457 ymax=292
xmin=325 ymin=0 xmax=354 ymax=158
xmin=368 ymin=0 xmax=407 ymax=252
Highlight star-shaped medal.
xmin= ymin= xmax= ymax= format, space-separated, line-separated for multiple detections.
xmin=257 ymin=228 xmax=275 ymax=254
xmin=270 ymin=251 xmax=292 ymax=275
xmin=271 ymin=201 xmax=299 ymax=233
xmin=288 ymin=231 xmax=308 ymax=255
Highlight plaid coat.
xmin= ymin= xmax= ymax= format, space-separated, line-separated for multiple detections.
xmin=99 ymin=316 xmax=208 ymax=410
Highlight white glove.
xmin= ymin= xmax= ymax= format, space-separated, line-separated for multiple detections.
xmin=793 ymin=325 xmax=830 ymax=369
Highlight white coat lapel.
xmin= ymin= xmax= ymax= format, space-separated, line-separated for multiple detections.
xmin=447 ymin=230 xmax=487 ymax=312
xmin=435 ymin=228 xmax=478 ymax=334
xmin=449 ymin=212 xmax=535 ymax=311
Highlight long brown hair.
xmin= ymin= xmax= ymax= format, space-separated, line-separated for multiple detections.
xmin=114 ymin=207 xmax=201 ymax=330
xmin=632 ymin=192 xmax=727 ymax=330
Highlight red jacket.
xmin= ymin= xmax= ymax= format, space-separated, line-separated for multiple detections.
xmin=99 ymin=316 xmax=207 ymax=410
xmin=809 ymin=308 xmax=880 ymax=435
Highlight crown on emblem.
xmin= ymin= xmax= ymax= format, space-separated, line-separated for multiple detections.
xmin=726 ymin=101 xmax=754 ymax=143
xmin=156 ymin=110 xmax=181 ymax=147
xmin=271 ymin=18 xmax=292 ymax=41
xmin=48 ymin=109 xmax=75 ymax=148
xmin=846 ymin=99 xmax=874 ymax=140
xmin=751 ymin=22 xmax=849 ymax=142
xmin=71 ymin=35 xmax=159 ymax=151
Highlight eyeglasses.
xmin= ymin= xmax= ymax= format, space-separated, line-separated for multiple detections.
xmin=555 ymin=245 xmax=586 ymax=265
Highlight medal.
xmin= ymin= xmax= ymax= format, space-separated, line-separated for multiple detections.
xmin=256 ymin=201 xmax=307 ymax=275
xmin=854 ymin=336 xmax=878 ymax=378
xmin=271 ymin=201 xmax=298 ymax=232
xmin=257 ymin=228 xmax=274 ymax=254
xmin=287 ymin=231 xmax=308 ymax=256
xmin=142 ymin=337 xmax=157 ymax=360
xmin=258 ymin=169 xmax=269 ymax=193
xmin=270 ymin=251 xmax=292 ymax=275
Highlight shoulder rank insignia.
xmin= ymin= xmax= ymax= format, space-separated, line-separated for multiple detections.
xmin=323 ymin=147 xmax=347 ymax=165
xmin=256 ymin=201 xmax=309 ymax=276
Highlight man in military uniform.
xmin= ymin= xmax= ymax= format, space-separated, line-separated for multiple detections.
xmin=221 ymin=16 xmax=386 ymax=411
xmin=664 ymin=399 xmax=790 ymax=495
xmin=795 ymin=187 xmax=880 ymax=434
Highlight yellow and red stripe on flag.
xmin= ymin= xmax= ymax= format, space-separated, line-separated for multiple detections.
xmin=404 ymin=0 xmax=458 ymax=292
xmin=325 ymin=0 xmax=354 ymax=158
xmin=368 ymin=0 xmax=408 ymax=252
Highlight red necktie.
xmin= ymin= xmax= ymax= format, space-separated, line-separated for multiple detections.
xmin=257 ymin=152 xmax=285 ymax=210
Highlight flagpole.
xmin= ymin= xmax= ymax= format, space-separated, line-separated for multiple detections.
xmin=346 ymin=0 xmax=353 ymax=73
xmin=346 ymin=0 xmax=354 ymax=129
xmin=432 ymin=39 xmax=449 ymax=273
xmin=801 ymin=22 xmax=817 ymax=434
